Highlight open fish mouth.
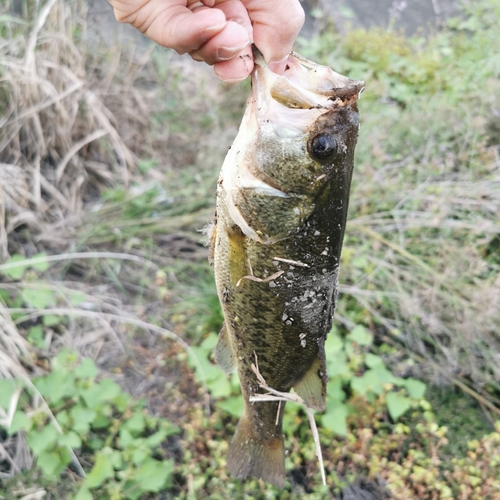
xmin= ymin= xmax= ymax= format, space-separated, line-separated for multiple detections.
xmin=219 ymin=47 xmax=364 ymax=244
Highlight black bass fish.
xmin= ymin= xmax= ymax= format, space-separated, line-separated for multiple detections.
xmin=209 ymin=47 xmax=363 ymax=488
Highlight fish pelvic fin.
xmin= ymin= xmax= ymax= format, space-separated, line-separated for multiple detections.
xmin=227 ymin=412 xmax=286 ymax=488
xmin=293 ymin=357 xmax=327 ymax=411
xmin=214 ymin=323 xmax=236 ymax=374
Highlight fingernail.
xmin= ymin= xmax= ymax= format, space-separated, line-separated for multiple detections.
xmin=216 ymin=44 xmax=249 ymax=61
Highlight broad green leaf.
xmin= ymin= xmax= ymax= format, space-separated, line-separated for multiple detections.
xmin=70 ymin=406 xmax=97 ymax=434
xmin=22 ymin=288 xmax=55 ymax=309
xmin=28 ymin=424 xmax=59 ymax=455
xmin=95 ymin=378 xmax=122 ymax=401
xmin=0 ymin=379 xmax=16 ymax=410
xmin=42 ymin=314 xmax=60 ymax=327
xmin=123 ymin=412 xmax=145 ymax=436
xmin=0 ymin=255 xmax=28 ymax=279
xmin=365 ymin=353 xmax=384 ymax=368
xmin=134 ymin=458 xmax=174 ymax=492
xmin=327 ymin=351 xmax=350 ymax=378
xmin=58 ymin=431 xmax=82 ymax=449
xmin=347 ymin=325 xmax=373 ymax=346
xmin=145 ymin=430 xmax=168 ymax=448
xmin=325 ymin=331 xmax=344 ymax=354
xmin=209 ymin=376 xmax=232 ymax=398
xmin=119 ymin=428 xmax=135 ymax=448
xmin=326 ymin=377 xmax=346 ymax=404
xmin=56 ymin=410 xmax=70 ymax=428
xmin=216 ymin=396 xmax=244 ymax=418
xmin=86 ymin=451 xmax=115 ymax=488
xmin=74 ymin=358 xmax=98 ymax=380
xmin=8 ymin=410 xmax=32 ymax=435
xmin=28 ymin=325 xmax=46 ymax=349
xmin=34 ymin=370 xmax=76 ymax=406
xmin=30 ymin=252 xmax=49 ymax=272
xmin=322 ymin=404 xmax=348 ymax=436
xmin=386 ymin=392 xmax=412 ymax=420
xmin=132 ymin=446 xmax=150 ymax=465
xmin=200 ymin=332 xmax=218 ymax=351
xmin=404 ymin=379 xmax=427 ymax=399
xmin=74 ymin=486 xmax=93 ymax=500
xmin=37 ymin=450 xmax=64 ymax=478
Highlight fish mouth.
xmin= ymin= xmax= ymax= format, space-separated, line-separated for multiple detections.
xmin=252 ymin=46 xmax=364 ymax=112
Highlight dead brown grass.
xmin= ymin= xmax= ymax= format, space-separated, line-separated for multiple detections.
xmin=0 ymin=0 xmax=149 ymax=257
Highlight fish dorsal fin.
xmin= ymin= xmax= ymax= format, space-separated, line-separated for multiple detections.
xmin=293 ymin=356 xmax=327 ymax=411
xmin=214 ymin=322 xmax=236 ymax=374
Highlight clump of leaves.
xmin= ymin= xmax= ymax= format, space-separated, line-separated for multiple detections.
xmin=0 ymin=350 xmax=179 ymax=500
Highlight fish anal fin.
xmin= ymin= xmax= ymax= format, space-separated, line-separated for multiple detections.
xmin=214 ymin=323 xmax=236 ymax=374
xmin=293 ymin=357 xmax=327 ymax=411
xmin=227 ymin=412 xmax=286 ymax=488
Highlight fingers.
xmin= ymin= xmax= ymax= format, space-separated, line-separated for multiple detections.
xmin=213 ymin=44 xmax=254 ymax=82
xmin=109 ymin=0 xmax=228 ymax=54
xmin=242 ymin=0 xmax=305 ymax=73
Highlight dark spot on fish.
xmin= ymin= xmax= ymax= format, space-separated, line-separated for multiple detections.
xmin=285 ymin=64 xmax=290 ymax=71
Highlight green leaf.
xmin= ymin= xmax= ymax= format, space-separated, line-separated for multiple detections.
xmin=0 ymin=379 xmax=16 ymax=410
xmin=347 ymin=325 xmax=373 ymax=346
xmin=86 ymin=451 xmax=115 ymax=488
xmin=404 ymin=379 xmax=427 ymax=399
xmin=56 ymin=410 xmax=70 ymax=429
xmin=31 ymin=252 xmax=49 ymax=272
xmin=42 ymin=314 xmax=60 ymax=326
xmin=134 ymin=458 xmax=174 ymax=492
xmin=58 ymin=431 xmax=82 ymax=449
xmin=28 ymin=425 xmax=59 ymax=455
xmin=95 ymin=378 xmax=122 ymax=401
xmin=34 ymin=370 xmax=76 ymax=406
xmin=8 ymin=410 xmax=32 ymax=435
xmin=74 ymin=358 xmax=98 ymax=380
xmin=74 ymin=486 xmax=93 ymax=500
xmin=0 ymin=255 xmax=28 ymax=279
xmin=216 ymin=396 xmax=244 ymax=418
xmin=119 ymin=428 xmax=135 ymax=448
xmin=322 ymin=404 xmax=348 ymax=436
xmin=386 ymin=392 xmax=412 ymax=420
xmin=326 ymin=377 xmax=346 ymax=404
xmin=37 ymin=450 xmax=65 ymax=479
xmin=22 ymin=288 xmax=55 ymax=309
xmin=70 ymin=406 xmax=97 ymax=434
xmin=123 ymin=412 xmax=145 ymax=436
xmin=365 ymin=353 xmax=384 ymax=368
xmin=132 ymin=445 xmax=150 ymax=465
xmin=145 ymin=430 xmax=168 ymax=448
xmin=28 ymin=325 xmax=46 ymax=349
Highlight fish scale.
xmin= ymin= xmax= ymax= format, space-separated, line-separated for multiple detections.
xmin=209 ymin=47 xmax=364 ymax=488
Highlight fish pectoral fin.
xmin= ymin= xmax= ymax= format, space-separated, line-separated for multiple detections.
xmin=293 ymin=357 xmax=327 ymax=411
xmin=226 ymin=224 xmax=248 ymax=288
xmin=214 ymin=323 xmax=236 ymax=374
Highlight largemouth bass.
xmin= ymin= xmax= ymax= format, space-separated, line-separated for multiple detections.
xmin=209 ymin=48 xmax=364 ymax=488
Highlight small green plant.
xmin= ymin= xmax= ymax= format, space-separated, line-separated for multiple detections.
xmin=0 ymin=350 xmax=179 ymax=500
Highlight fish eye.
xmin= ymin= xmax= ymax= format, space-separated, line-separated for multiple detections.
xmin=309 ymin=133 xmax=338 ymax=160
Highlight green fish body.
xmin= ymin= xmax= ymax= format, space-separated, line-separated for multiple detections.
xmin=209 ymin=49 xmax=364 ymax=488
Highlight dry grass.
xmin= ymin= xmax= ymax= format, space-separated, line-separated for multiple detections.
xmin=0 ymin=0 xmax=147 ymax=257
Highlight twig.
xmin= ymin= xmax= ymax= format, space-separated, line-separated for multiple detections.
xmin=249 ymin=354 xmax=326 ymax=486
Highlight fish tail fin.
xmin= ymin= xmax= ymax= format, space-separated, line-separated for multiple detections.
xmin=227 ymin=412 xmax=286 ymax=488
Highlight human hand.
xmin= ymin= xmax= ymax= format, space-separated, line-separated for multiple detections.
xmin=108 ymin=0 xmax=305 ymax=82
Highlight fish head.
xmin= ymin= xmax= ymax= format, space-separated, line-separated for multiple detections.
xmin=219 ymin=47 xmax=364 ymax=243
